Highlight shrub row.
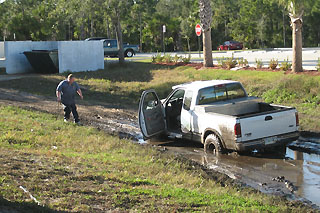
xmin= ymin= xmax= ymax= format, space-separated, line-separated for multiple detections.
xmin=152 ymin=53 xmax=191 ymax=64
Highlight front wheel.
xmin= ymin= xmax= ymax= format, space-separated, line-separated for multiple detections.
xmin=125 ymin=49 xmax=134 ymax=57
xmin=204 ymin=134 xmax=224 ymax=155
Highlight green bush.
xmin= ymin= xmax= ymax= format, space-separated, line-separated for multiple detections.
xmin=181 ymin=54 xmax=191 ymax=63
xmin=163 ymin=54 xmax=173 ymax=63
xmin=269 ymin=58 xmax=278 ymax=70
xmin=152 ymin=52 xmax=164 ymax=63
xmin=225 ymin=54 xmax=237 ymax=69
xmin=217 ymin=57 xmax=227 ymax=68
xmin=217 ymin=54 xmax=238 ymax=69
xmin=225 ymin=58 xmax=237 ymax=69
xmin=173 ymin=54 xmax=181 ymax=63
xmin=255 ymin=59 xmax=263 ymax=69
xmin=280 ymin=58 xmax=292 ymax=71
xmin=238 ymin=58 xmax=248 ymax=67
xmin=152 ymin=53 xmax=189 ymax=64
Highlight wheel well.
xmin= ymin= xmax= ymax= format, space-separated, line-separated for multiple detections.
xmin=202 ymin=130 xmax=225 ymax=148
xmin=125 ymin=49 xmax=134 ymax=53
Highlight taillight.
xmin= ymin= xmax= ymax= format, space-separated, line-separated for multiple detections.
xmin=234 ymin=123 xmax=242 ymax=138
xmin=295 ymin=112 xmax=299 ymax=126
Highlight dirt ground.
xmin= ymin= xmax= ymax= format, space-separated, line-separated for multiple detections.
xmin=0 ymin=87 xmax=141 ymax=141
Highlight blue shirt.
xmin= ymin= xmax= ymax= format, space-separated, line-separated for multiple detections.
xmin=56 ymin=80 xmax=80 ymax=105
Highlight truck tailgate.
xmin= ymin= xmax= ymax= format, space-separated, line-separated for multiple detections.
xmin=240 ymin=109 xmax=297 ymax=142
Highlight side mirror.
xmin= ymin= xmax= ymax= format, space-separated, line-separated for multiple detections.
xmin=183 ymin=103 xmax=190 ymax=111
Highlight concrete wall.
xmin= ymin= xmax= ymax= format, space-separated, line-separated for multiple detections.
xmin=0 ymin=42 xmax=4 ymax=58
xmin=5 ymin=41 xmax=58 ymax=74
xmin=0 ymin=59 xmax=5 ymax=69
xmin=4 ymin=41 xmax=104 ymax=74
xmin=58 ymin=41 xmax=104 ymax=73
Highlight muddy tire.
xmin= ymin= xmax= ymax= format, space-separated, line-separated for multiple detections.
xmin=204 ymin=134 xmax=224 ymax=155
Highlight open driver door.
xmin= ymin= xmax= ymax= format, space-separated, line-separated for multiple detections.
xmin=138 ymin=90 xmax=166 ymax=139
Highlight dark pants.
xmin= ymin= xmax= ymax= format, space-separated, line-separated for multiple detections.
xmin=63 ymin=103 xmax=79 ymax=123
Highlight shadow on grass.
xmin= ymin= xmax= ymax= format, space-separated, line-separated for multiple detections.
xmin=0 ymin=195 xmax=64 ymax=213
xmin=70 ymin=62 xmax=178 ymax=83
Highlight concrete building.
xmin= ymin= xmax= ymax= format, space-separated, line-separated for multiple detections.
xmin=0 ymin=42 xmax=5 ymax=69
xmin=2 ymin=40 xmax=104 ymax=74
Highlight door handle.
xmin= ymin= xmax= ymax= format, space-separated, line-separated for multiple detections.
xmin=265 ymin=116 xmax=273 ymax=121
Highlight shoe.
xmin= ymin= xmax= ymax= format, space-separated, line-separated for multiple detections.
xmin=74 ymin=121 xmax=82 ymax=126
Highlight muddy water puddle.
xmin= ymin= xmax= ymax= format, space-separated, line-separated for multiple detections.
xmin=147 ymin=139 xmax=320 ymax=207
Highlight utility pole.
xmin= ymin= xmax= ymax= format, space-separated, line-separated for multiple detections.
xmin=139 ymin=13 xmax=142 ymax=52
xmin=162 ymin=25 xmax=166 ymax=54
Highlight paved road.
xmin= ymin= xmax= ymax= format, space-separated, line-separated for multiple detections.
xmin=1 ymin=47 xmax=319 ymax=71
xmin=135 ymin=48 xmax=320 ymax=70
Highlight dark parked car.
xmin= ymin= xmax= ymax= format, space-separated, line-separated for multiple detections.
xmin=217 ymin=41 xmax=243 ymax=50
xmin=102 ymin=39 xmax=139 ymax=57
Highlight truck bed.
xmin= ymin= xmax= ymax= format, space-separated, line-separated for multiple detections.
xmin=195 ymin=97 xmax=298 ymax=142
xmin=196 ymin=97 xmax=293 ymax=118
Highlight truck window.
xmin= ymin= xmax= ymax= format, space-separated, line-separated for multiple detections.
xmin=226 ymin=83 xmax=246 ymax=99
xmin=183 ymin=91 xmax=193 ymax=110
xmin=143 ymin=92 xmax=159 ymax=110
xmin=215 ymin=85 xmax=227 ymax=101
xmin=111 ymin=40 xmax=117 ymax=47
xmin=198 ymin=83 xmax=246 ymax=105
xmin=198 ymin=87 xmax=216 ymax=105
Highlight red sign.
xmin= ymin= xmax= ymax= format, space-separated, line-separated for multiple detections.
xmin=195 ymin=24 xmax=202 ymax=36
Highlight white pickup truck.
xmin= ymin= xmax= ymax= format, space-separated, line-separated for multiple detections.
xmin=138 ymin=80 xmax=299 ymax=154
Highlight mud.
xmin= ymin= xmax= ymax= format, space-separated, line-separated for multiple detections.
xmin=153 ymin=139 xmax=320 ymax=208
xmin=0 ymin=87 xmax=320 ymax=209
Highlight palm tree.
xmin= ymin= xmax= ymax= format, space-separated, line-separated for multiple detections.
xmin=199 ymin=0 xmax=213 ymax=67
xmin=280 ymin=0 xmax=304 ymax=72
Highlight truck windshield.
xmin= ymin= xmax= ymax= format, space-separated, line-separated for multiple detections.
xmin=198 ymin=83 xmax=246 ymax=105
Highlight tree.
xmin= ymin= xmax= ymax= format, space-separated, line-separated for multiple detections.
xmin=279 ymin=0 xmax=305 ymax=72
xmin=106 ymin=0 xmax=133 ymax=64
xmin=199 ymin=0 xmax=213 ymax=67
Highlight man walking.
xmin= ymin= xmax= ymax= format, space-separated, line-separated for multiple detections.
xmin=56 ymin=74 xmax=83 ymax=124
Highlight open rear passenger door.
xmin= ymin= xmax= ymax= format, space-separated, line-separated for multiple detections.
xmin=138 ymin=90 xmax=166 ymax=139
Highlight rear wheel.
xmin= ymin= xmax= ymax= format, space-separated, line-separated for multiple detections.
xmin=125 ymin=49 xmax=134 ymax=57
xmin=204 ymin=134 xmax=224 ymax=155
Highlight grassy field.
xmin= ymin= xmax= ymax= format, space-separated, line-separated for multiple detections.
xmin=0 ymin=61 xmax=319 ymax=131
xmin=0 ymin=106 xmax=312 ymax=212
